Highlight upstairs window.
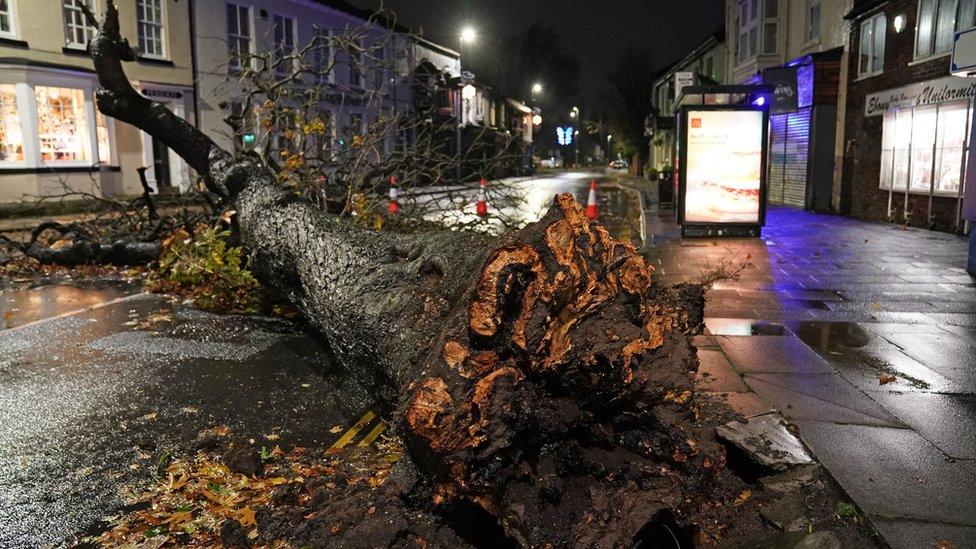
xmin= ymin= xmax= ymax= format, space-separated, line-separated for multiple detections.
xmin=226 ymin=3 xmax=251 ymax=73
xmin=859 ymin=12 xmax=887 ymax=76
xmin=137 ymin=0 xmax=166 ymax=59
xmin=916 ymin=0 xmax=976 ymax=59
xmin=762 ymin=0 xmax=778 ymax=54
xmin=273 ymin=15 xmax=296 ymax=76
xmin=0 ymin=0 xmax=18 ymax=38
xmin=312 ymin=26 xmax=333 ymax=84
xmin=347 ymin=41 xmax=364 ymax=87
xmin=63 ymin=0 xmax=97 ymax=49
xmin=808 ymin=0 xmax=822 ymax=41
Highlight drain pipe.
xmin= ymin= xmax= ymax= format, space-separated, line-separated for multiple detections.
xmin=188 ymin=0 xmax=201 ymax=129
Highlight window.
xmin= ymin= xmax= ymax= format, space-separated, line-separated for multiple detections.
xmin=808 ymin=0 xmax=822 ymax=41
xmin=35 ymin=86 xmax=89 ymax=163
xmin=63 ymin=0 xmax=96 ymax=49
xmin=916 ymin=0 xmax=976 ymax=59
xmin=347 ymin=42 xmax=363 ymax=87
xmin=374 ymin=43 xmax=387 ymax=91
xmin=762 ymin=0 xmax=778 ymax=54
xmin=0 ymin=0 xmax=17 ymax=38
xmin=737 ymin=0 xmax=777 ymax=62
xmin=312 ymin=26 xmax=333 ymax=84
xmin=273 ymin=15 xmax=296 ymax=76
xmin=94 ymin=94 xmax=112 ymax=165
xmin=858 ymin=13 xmax=886 ymax=76
xmin=880 ymin=101 xmax=970 ymax=195
xmin=705 ymin=56 xmax=714 ymax=78
xmin=137 ymin=0 xmax=165 ymax=59
xmin=226 ymin=3 xmax=251 ymax=72
xmin=0 ymin=85 xmax=23 ymax=163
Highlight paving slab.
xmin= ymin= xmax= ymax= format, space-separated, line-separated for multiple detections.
xmin=794 ymin=421 xmax=976 ymax=526
xmin=882 ymin=332 xmax=976 ymax=390
xmin=870 ymin=393 xmax=976 ymax=459
xmin=743 ymin=374 xmax=902 ymax=427
xmin=716 ymin=335 xmax=834 ymax=375
xmin=695 ymin=349 xmax=749 ymax=392
xmin=871 ymin=518 xmax=976 ymax=549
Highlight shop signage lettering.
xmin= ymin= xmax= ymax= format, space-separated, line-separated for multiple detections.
xmin=762 ymin=66 xmax=798 ymax=115
xmin=865 ymin=76 xmax=976 ymax=116
xmin=141 ymin=88 xmax=183 ymax=99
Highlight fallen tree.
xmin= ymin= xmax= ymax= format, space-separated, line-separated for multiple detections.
xmin=86 ymin=2 xmax=728 ymax=546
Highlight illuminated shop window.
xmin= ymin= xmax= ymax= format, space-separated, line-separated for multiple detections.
xmin=95 ymin=97 xmax=111 ymax=165
xmin=0 ymin=84 xmax=23 ymax=163
xmin=35 ymin=86 xmax=89 ymax=163
xmin=880 ymin=101 xmax=970 ymax=195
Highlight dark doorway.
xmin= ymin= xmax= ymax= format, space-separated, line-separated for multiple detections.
xmin=151 ymin=136 xmax=171 ymax=188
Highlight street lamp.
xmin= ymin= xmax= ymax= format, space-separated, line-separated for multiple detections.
xmin=460 ymin=27 xmax=476 ymax=44
xmin=532 ymin=82 xmax=543 ymax=95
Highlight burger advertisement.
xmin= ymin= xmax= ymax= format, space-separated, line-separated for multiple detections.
xmin=683 ymin=110 xmax=764 ymax=224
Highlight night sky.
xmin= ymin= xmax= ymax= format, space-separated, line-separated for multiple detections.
xmin=347 ymin=0 xmax=726 ymax=106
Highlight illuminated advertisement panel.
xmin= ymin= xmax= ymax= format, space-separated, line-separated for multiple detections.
xmin=683 ymin=109 xmax=764 ymax=224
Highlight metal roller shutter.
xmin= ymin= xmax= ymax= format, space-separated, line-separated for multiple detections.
xmin=768 ymin=108 xmax=810 ymax=208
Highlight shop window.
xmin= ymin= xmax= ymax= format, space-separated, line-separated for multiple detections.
xmin=858 ymin=13 xmax=886 ymax=77
xmin=226 ymin=3 xmax=251 ymax=73
xmin=35 ymin=86 xmax=89 ymax=163
xmin=916 ymin=0 xmax=976 ymax=59
xmin=0 ymin=84 xmax=23 ymax=163
xmin=273 ymin=15 xmax=296 ymax=76
xmin=0 ymin=0 xmax=17 ymax=38
xmin=808 ymin=0 xmax=821 ymax=41
xmin=95 ymin=104 xmax=111 ymax=165
xmin=137 ymin=0 xmax=166 ymax=59
xmin=880 ymin=101 xmax=970 ymax=195
xmin=63 ymin=0 xmax=97 ymax=49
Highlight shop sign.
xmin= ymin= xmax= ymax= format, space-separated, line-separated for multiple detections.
xmin=762 ymin=66 xmax=798 ymax=114
xmin=141 ymin=88 xmax=184 ymax=100
xmin=864 ymin=76 xmax=976 ymax=117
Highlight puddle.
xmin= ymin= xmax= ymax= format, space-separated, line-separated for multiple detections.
xmin=789 ymin=321 xmax=930 ymax=389
xmin=705 ymin=318 xmax=788 ymax=336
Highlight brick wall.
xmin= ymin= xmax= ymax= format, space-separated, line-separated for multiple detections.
xmin=842 ymin=0 xmax=965 ymax=231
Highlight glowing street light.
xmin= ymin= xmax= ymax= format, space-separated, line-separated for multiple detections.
xmin=532 ymin=82 xmax=543 ymax=94
xmin=460 ymin=27 xmax=476 ymax=43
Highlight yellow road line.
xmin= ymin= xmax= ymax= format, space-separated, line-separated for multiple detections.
xmin=357 ymin=421 xmax=388 ymax=447
xmin=330 ymin=410 xmax=376 ymax=449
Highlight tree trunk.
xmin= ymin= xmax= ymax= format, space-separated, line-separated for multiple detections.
xmin=87 ymin=3 xmax=723 ymax=546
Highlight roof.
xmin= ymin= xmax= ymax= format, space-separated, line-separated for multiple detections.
xmin=652 ymin=24 xmax=726 ymax=88
xmin=844 ymin=0 xmax=887 ymax=20
xmin=308 ymin=0 xmax=457 ymax=58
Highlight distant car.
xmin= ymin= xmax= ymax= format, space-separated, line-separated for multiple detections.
xmin=609 ymin=159 xmax=628 ymax=170
xmin=539 ymin=157 xmax=563 ymax=168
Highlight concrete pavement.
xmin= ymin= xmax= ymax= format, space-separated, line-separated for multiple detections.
xmin=643 ymin=205 xmax=976 ymax=548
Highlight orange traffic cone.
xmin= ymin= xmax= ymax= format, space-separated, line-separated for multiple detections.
xmin=388 ymin=175 xmax=400 ymax=215
xmin=586 ymin=180 xmax=598 ymax=220
xmin=476 ymin=178 xmax=489 ymax=217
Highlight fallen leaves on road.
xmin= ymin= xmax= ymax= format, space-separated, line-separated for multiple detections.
xmin=732 ymin=489 xmax=751 ymax=507
xmin=879 ymin=374 xmax=897 ymax=385
xmin=90 ymin=429 xmax=402 ymax=547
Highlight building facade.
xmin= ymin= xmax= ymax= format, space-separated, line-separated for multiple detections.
xmin=841 ymin=0 xmax=976 ymax=231
xmin=649 ymin=26 xmax=726 ymax=173
xmin=726 ymin=0 xmax=853 ymax=210
xmin=0 ymin=0 xmax=195 ymax=203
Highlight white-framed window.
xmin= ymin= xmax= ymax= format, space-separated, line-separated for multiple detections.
xmin=226 ymin=2 xmax=252 ymax=73
xmin=312 ymin=26 xmax=333 ymax=84
xmin=137 ymin=0 xmax=166 ymax=59
xmin=858 ymin=13 xmax=886 ymax=77
xmin=738 ymin=0 xmax=779 ymax=62
xmin=880 ymin=101 xmax=971 ymax=195
xmin=272 ymin=14 xmax=296 ymax=76
xmin=916 ymin=0 xmax=976 ymax=59
xmin=808 ymin=0 xmax=822 ymax=41
xmin=93 ymin=92 xmax=114 ymax=165
xmin=63 ymin=0 xmax=97 ymax=49
xmin=0 ymin=0 xmax=18 ymax=39
xmin=0 ymin=84 xmax=23 ymax=164
xmin=35 ymin=86 xmax=90 ymax=163
xmin=374 ymin=42 xmax=387 ymax=91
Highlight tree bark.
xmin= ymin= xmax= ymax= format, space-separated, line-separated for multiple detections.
xmin=88 ymin=3 xmax=722 ymax=546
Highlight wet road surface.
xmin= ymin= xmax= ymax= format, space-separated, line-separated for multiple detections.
xmin=0 ymin=286 xmax=371 ymax=547
xmin=645 ymin=206 xmax=976 ymax=548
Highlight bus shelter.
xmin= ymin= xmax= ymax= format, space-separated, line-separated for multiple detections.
xmin=674 ymin=85 xmax=772 ymax=237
